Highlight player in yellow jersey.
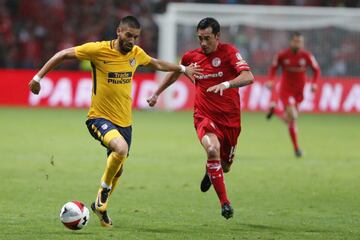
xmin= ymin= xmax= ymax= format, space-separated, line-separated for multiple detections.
xmin=28 ymin=16 xmax=201 ymax=228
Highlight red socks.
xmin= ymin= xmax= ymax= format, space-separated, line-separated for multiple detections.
xmin=288 ymin=120 xmax=299 ymax=151
xmin=206 ymin=160 xmax=229 ymax=205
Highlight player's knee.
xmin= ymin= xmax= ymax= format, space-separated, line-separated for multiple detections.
xmin=285 ymin=112 xmax=294 ymax=122
xmin=292 ymin=111 xmax=298 ymax=120
xmin=288 ymin=113 xmax=296 ymax=121
xmin=110 ymin=138 xmax=128 ymax=156
xmin=207 ymin=145 xmax=219 ymax=159
xmin=111 ymin=143 xmax=128 ymax=157
xmin=113 ymin=146 xmax=128 ymax=156
xmin=284 ymin=116 xmax=291 ymax=123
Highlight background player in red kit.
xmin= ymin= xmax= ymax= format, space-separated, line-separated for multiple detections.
xmin=266 ymin=32 xmax=320 ymax=157
xmin=147 ymin=17 xmax=254 ymax=219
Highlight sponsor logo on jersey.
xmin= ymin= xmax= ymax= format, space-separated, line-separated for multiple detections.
xmin=108 ymin=72 xmax=132 ymax=84
xmin=212 ymin=57 xmax=221 ymax=67
xmin=195 ymin=71 xmax=223 ymax=80
xmin=101 ymin=124 xmax=108 ymax=130
xmin=129 ymin=58 xmax=136 ymax=67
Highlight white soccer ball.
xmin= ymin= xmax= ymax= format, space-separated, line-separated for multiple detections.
xmin=59 ymin=201 xmax=90 ymax=230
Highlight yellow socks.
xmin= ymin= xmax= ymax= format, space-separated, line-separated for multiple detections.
xmin=101 ymin=152 xmax=126 ymax=188
xmin=109 ymin=166 xmax=124 ymax=195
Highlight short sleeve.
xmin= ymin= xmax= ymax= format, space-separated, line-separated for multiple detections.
xmin=181 ymin=51 xmax=192 ymax=66
xmin=227 ymin=45 xmax=250 ymax=73
xmin=136 ymin=47 xmax=152 ymax=66
xmin=75 ymin=42 xmax=100 ymax=61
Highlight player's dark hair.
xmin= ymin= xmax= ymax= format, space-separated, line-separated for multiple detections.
xmin=197 ymin=17 xmax=220 ymax=35
xmin=290 ymin=31 xmax=303 ymax=39
xmin=119 ymin=16 xmax=141 ymax=29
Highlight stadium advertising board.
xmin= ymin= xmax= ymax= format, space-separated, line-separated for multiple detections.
xmin=1 ymin=70 xmax=359 ymax=113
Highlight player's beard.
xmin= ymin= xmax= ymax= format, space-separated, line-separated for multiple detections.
xmin=119 ymin=39 xmax=133 ymax=53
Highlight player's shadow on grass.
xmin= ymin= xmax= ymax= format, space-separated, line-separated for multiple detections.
xmin=238 ymin=223 xmax=335 ymax=234
xmin=15 ymin=230 xmax=94 ymax=236
xmin=124 ymin=226 xmax=183 ymax=234
xmin=239 ymin=223 xmax=285 ymax=231
xmin=121 ymin=222 xmax=336 ymax=236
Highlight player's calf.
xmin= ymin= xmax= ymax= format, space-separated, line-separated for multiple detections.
xmin=109 ymin=166 xmax=124 ymax=196
xmin=206 ymin=160 xmax=230 ymax=207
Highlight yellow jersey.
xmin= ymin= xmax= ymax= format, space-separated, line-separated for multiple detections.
xmin=75 ymin=40 xmax=152 ymax=127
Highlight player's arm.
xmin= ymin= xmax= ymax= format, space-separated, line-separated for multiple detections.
xmin=29 ymin=48 xmax=77 ymax=95
xmin=206 ymin=69 xmax=254 ymax=96
xmin=147 ymin=71 xmax=182 ymax=107
xmin=308 ymin=53 xmax=321 ymax=92
xmin=267 ymin=53 xmax=280 ymax=90
xmin=146 ymin=58 xmax=201 ymax=83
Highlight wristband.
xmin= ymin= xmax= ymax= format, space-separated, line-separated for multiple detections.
xmin=33 ymin=74 xmax=42 ymax=83
xmin=179 ymin=65 xmax=186 ymax=73
xmin=221 ymin=81 xmax=230 ymax=89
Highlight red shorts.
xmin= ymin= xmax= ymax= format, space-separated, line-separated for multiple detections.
xmin=194 ymin=116 xmax=241 ymax=164
xmin=279 ymin=91 xmax=303 ymax=108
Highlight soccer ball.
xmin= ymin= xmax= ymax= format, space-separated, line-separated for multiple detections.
xmin=59 ymin=201 xmax=90 ymax=230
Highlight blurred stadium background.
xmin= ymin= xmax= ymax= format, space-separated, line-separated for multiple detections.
xmin=0 ymin=0 xmax=359 ymax=74
xmin=1 ymin=1 xmax=360 ymax=240
xmin=1 ymin=0 xmax=360 ymax=112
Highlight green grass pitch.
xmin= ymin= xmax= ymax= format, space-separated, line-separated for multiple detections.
xmin=0 ymin=108 xmax=359 ymax=240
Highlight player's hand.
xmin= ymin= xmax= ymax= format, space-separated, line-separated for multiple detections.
xmin=184 ymin=63 xmax=202 ymax=83
xmin=29 ymin=79 xmax=41 ymax=95
xmin=311 ymin=83 xmax=317 ymax=92
xmin=147 ymin=94 xmax=158 ymax=107
xmin=265 ymin=81 xmax=274 ymax=90
xmin=206 ymin=82 xmax=228 ymax=96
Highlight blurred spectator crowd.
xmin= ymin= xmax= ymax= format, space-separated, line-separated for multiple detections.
xmin=234 ymin=27 xmax=360 ymax=76
xmin=0 ymin=0 xmax=359 ymax=76
xmin=0 ymin=0 xmax=159 ymax=70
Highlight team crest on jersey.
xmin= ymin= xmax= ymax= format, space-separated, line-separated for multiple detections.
xmin=129 ymin=58 xmax=136 ymax=67
xmin=299 ymin=58 xmax=306 ymax=66
xmin=212 ymin=57 xmax=221 ymax=67
xmin=236 ymin=52 xmax=243 ymax=60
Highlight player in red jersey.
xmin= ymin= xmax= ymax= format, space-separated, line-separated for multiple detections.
xmin=266 ymin=32 xmax=320 ymax=157
xmin=147 ymin=17 xmax=254 ymax=219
